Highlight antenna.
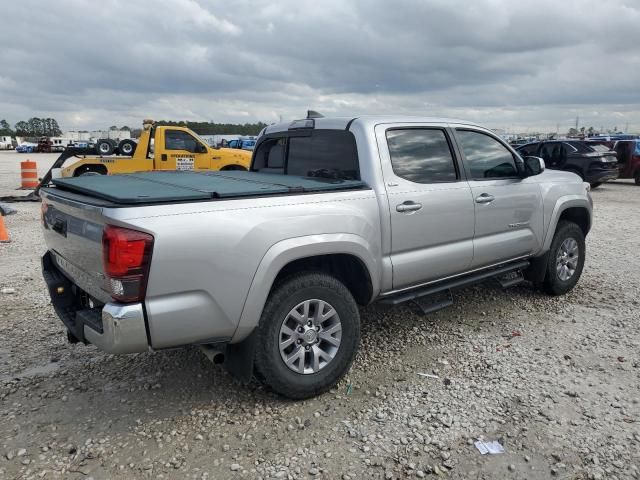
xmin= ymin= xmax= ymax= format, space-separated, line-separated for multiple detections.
xmin=307 ymin=110 xmax=324 ymax=119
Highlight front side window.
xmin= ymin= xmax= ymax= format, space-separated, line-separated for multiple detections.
xmin=165 ymin=130 xmax=200 ymax=153
xmin=456 ymin=130 xmax=518 ymax=179
xmin=386 ymin=129 xmax=457 ymax=183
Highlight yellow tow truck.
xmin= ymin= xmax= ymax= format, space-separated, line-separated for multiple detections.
xmin=61 ymin=119 xmax=252 ymax=177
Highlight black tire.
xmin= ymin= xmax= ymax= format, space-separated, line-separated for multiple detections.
xmin=589 ymin=182 xmax=602 ymax=189
xmin=118 ymin=139 xmax=137 ymax=156
xmin=635 ymin=172 xmax=640 ymax=186
xmin=96 ymin=139 xmax=114 ymax=156
xmin=254 ymin=272 xmax=360 ymax=399
xmin=542 ymin=220 xmax=585 ymax=296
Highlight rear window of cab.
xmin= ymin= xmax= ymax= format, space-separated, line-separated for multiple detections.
xmin=252 ymin=130 xmax=360 ymax=180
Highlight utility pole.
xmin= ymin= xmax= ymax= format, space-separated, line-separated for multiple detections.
xmin=575 ymin=116 xmax=579 ymax=131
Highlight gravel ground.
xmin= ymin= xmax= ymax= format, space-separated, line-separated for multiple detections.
xmin=1 ymin=151 xmax=639 ymax=480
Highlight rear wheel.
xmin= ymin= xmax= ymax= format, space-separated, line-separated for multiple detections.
xmin=254 ymin=272 xmax=360 ymax=399
xmin=635 ymin=172 xmax=640 ymax=186
xmin=542 ymin=220 xmax=585 ymax=296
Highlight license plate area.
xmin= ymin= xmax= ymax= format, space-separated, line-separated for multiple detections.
xmin=42 ymin=251 xmax=104 ymax=341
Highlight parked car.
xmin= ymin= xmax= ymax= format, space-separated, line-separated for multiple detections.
xmin=40 ymin=115 xmax=592 ymax=399
xmin=226 ymin=137 xmax=257 ymax=151
xmin=16 ymin=142 xmax=38 ymax=153
xmin=516 ymin=140 xmax=618 ymax=188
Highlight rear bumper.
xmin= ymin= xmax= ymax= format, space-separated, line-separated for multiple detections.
xmin=585 ymin=164 xmax=619 ymax=184
xmin=42 ymin=251 xmax=148 ymax=354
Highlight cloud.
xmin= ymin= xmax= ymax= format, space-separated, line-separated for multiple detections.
xmin=0 ymin=0 xmax=639 ymax=132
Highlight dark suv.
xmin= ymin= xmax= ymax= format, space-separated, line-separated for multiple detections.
xmin=516 ymin=140 xmax=618 ymax=188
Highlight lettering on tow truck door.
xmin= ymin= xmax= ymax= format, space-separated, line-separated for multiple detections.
xmin=175 ymin=156 xmax=195 ymax=170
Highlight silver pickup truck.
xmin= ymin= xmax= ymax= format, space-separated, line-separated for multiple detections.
xmin=40 ymin=115 xmax=592 ymax=399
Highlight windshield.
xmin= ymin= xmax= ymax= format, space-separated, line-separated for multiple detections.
xmin=189 ymin=131 xmax=210 ymax=148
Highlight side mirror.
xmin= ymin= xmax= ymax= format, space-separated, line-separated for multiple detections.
xmin=523 ymin=156 xmax=545 ymax=177
xmin=197 ymin=143 xmax=207 ymax=153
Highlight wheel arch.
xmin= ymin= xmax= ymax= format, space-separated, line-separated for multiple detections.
xmin=542 ymin=197 xmax=591 ymax=252
xmin=73 ymin=163 xmax=108 ymax=176
xmin=219 ymin=164 xmax=247 ymax=171
xmin=231 ymin=234 xmax=380 ymax=344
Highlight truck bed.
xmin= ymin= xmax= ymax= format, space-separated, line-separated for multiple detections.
xmin=49 ymin=170 xmax=367 ymax=205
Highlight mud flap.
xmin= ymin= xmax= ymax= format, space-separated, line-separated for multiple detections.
xmin=224 ymin=330 xmax=257 ymax=383
xmin=524 ymin=251 xmax=550 ymax=283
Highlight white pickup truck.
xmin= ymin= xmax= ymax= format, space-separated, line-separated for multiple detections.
xmin=40 ymin=114 xmax=592 ymax=399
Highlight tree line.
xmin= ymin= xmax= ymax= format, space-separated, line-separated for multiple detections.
xmin=0 ymin=118 xmax=268 ymax=138
xmin=155 ymin=120 xmax=268 ymax=136
xmin=0 ymin=118 xmax=62 ymax=137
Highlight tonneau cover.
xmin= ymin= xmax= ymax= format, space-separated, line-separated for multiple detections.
xmin=51 ymin=170 xmax=367 ymax=204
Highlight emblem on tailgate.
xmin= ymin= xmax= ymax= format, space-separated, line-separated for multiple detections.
xmin=53 ymin=253 xmax=104 ymax=286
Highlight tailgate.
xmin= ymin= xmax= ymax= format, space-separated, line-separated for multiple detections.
xmin=40 ymin=190 xmax=111 ymax=304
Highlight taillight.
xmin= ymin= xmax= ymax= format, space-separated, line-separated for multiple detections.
xmin=102 ymin=225 xmax=153 ymax=303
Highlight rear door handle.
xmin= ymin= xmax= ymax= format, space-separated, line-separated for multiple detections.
xmin=475 ymin=193 xmax=495 ymax=204
xmin=396 ymin=201 xmax=422 ymax=213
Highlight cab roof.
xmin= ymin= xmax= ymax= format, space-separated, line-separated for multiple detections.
xmin=262 ymin=115 xmax=484 ymax=135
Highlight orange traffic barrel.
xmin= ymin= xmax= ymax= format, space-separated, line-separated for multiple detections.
xmin=20 ymin=160 xmax=39 ymax=189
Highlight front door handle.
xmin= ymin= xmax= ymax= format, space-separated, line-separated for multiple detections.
xmin=475 ymin=193 xmax=495 ymax=204
xmin=396 ymin=201 xmax=422 ymax=213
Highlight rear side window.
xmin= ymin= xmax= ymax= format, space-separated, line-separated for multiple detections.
xmin=287 ymin=130 xmax=359 ymax=180
xmin=456 ymin=130 xmax=518 ymax=179
xmin=386 ymin=129 xmax=457 ymax=183
xmin=566 ymin=141 xmax=593 ymax=153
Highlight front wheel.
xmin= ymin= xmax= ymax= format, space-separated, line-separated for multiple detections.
xmin=635 ymin=172 xmax=640 ymax=186
xmin=254 ymin=272 xmax=360 ymax=399
xmin=589 ymin=182 xmax=602 ymax=189
xmin=542 ymin=220 xmax=586 ymax=296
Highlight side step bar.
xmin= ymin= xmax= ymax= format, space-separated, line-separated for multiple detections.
xmin=496 ymin=269 xmax=525 ymax=288
xmin=379 ymin=260 xmax=530 ymax=309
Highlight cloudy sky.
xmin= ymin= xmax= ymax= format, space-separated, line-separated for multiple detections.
xmin=1 ymin=0 xmax=639 ymax=132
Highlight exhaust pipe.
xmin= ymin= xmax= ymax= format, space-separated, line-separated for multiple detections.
xmin=199 ymin=344 xmax=225 ymax=364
